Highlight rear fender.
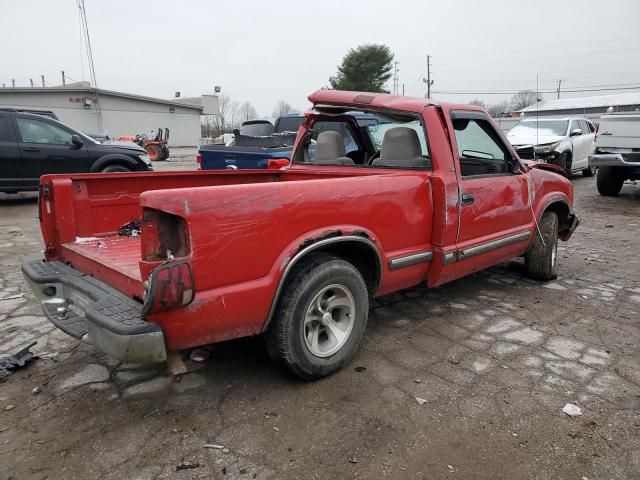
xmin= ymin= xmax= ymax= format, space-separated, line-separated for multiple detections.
xmin=260 ymin=228 xmax=383 ymax=332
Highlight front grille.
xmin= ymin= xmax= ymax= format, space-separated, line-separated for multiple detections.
xmin=514 ymin=145 xmax=534 ymax=160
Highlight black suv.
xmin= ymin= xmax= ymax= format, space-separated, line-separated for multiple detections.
xmin=0 ymin=110 xmax=152 ymax=193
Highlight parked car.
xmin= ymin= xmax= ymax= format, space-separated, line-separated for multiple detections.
xmin=507 ymin=116 xmax=596 ymax=176
xmin=589 ymin=112 xmax=640 ymax=196
xmin=22 ymin=90 xmax=578 ymax=380
xmin=0 ymin=107 xmax=59 ymax=120
xmin=0 ymin=110 xmax=152 ymax=193
xmin=197 ymin=112 xmax=379 ymax=170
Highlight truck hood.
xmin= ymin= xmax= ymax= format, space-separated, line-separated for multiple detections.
xmin=507 ymin=133 xmax=564 ymax=147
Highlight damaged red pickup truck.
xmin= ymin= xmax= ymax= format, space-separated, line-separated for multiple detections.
xmin=23 ymin=90 xmax=579 ymax=379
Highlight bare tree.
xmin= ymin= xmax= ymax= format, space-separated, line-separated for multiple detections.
xmin=510 ymin=90 xmax=539 ymax=111
xmin=468 ymin=99 xmax=486 ymax=109
xmin=272 ymin=100 xmax=295 ymax=117
xmin=238 ymin=101 xmax=258 ymax=123
xmin=486 ymin=101 xmax=511 ymax=117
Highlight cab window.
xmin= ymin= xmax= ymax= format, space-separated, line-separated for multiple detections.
xmin=16 ymin=118 xmax=73 ymax=145
xmin=293 ymin=115 xmax=431 ymax=169
xmin=451 ymin=114 xmax=512 ymax=177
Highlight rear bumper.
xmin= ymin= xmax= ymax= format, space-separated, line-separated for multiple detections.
xmin=22 ymin=260 xmax=166 ymax=364
xmin=589 ymin=153 xmax=640 ymax=168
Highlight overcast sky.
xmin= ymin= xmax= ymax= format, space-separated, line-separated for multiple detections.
xmin=2 ymin=0 xmax=639 ymax=116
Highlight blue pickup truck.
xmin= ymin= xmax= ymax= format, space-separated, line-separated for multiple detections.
xmin=198 ymin=112 xmax=379 ymax=170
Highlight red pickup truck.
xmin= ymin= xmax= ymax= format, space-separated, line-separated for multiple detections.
xmin=22 ymin=90 xmax=579 ymax=379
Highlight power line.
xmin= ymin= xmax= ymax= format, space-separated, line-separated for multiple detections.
xmin=433 ymin=85 xmax=640 ymax=95
xmin=432 ymin=34 xmax=640 ymax=58
xmin=431 ymin=46 xmax=640 ymax=73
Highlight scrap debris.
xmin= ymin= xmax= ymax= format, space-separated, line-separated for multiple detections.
xmin=118 ymin=219 xmax=142 ymax=237
xmin=562 ymin=403 xmax=583 ymax=417
xmin=0 ymin=341 xmax=38 ymax=380
xmin=175 ymin=461 xmax=200 ymax=471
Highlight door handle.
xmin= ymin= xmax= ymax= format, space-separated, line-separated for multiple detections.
xmin=461 ymin=193 xmax=475 ymax=206
xmin=22 ymin=147 xmax=40 ymax=152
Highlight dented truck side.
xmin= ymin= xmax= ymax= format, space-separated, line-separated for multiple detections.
xmin=22 ymin=90 xmax=579 ymax=379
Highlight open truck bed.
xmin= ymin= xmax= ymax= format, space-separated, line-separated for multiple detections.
xmin=38 ymin=169 xmax=370 ymax=297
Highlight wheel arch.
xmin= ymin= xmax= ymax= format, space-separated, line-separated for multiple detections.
xmin=90 ymin=154 xmax=140 ymax=172
xmin=261 ymin=234 xmax=383 ymax=332
xmin=543 ymin=198 xmax=572 ymax=235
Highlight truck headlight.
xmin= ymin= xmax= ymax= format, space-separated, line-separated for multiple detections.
xmin=138 ymin=154 xmax=151 ymax=164
xmin=534 ymin=142 xmax=560 ymax=154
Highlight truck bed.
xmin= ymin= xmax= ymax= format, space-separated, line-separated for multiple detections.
xmin=60 ymin=236 xmax=143 ymax=298
xmin=39 ymin=168 xmax=385 ymax=300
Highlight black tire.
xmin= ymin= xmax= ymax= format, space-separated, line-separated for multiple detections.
xmin=101 ymin=164 xmax=131 ymax=173
xmin=264 ymin=253 xmax=369 ymax=380
xmin=159 ymin=147 xmax=170 ymax=161
xmin=582 ymin=165 xmax=595 ymax=177
xmin=554 ymin=152 xmax=569 ymax=170
xmin=525 ymin=211 xmax=559 ymax=281
xmin=596 ymin=166 xmax=624 ymax=196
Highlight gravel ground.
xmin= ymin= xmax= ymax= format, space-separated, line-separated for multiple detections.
xmin=0 ymin=171 xmax=639 ymax=480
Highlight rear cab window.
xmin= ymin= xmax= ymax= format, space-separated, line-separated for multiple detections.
xmin=292 ymin=110 xmax=431 ymax=170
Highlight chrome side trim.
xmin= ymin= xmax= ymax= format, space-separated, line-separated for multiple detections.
xmin=262 ymin=235 xmax=383 ymax=331
xmin=458 ymin=231 xmax=531 ymax=260
xmin=443 ymin=252 xmax=457 ymax=265
xmin=388 ymin=251 xmax=433 ymax=271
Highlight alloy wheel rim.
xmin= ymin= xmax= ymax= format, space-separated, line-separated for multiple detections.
xmin=303 ymin=284 xmax=355 ymax=358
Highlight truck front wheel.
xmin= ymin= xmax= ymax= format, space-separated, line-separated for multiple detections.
xmin=525 ymin=211 xmax=558 ymax=281
xmin=264 ymin=253 xmax=369 ymax=380
xmin=596 ymin=166 xmax=624 ymax=196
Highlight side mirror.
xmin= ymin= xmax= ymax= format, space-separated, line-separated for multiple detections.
xmin=71 ymin=134 xmax=84 ymax=147
xmin=570 ymin=128 xmax=582 ymax=137
xmin=508 ymin=156 xmax=522 ymax=174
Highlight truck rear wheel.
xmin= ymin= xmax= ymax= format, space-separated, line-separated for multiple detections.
xmin=596 ymin=166 xmax=624 ymax=196
xmin=525 ymin=211 xmax=558 ymax=281
xmin=264 ymin=253 xmax=369 ymax=380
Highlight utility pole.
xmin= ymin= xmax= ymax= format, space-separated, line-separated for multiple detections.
xmin=41 ymin=75 xmax=45 ymax=87
xmin=423 ymin=55 xmax=433 ymax=98
xmin=402 ymin=83 xmax=405 ymax=96
xmin=393 ymin=61 xmax=400 ymax=95
xmin=61 ymin=70 xmax=66 ymax=86
xmin=30 ymin=78 xmax=34 ymax=87
xmin=556 ymin=79 xmax=562 ymax=99
xmin=11 ymin=79 xmax=15 ymax=87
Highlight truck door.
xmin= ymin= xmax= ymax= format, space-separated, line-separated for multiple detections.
xmin=0 ymin=114 xmax=22 ymax=192
xmin=14 ymin=115 xmax=89 ymax=189
xmin=449 ymin=110 xmax=532 ymax=272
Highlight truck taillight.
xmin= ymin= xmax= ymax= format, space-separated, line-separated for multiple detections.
xmin=141 ymin=208 xmax=190 ymax=262
xmin=196 ymin=153 xmax=202 ymax=170
xmin=142 ymin=259 xmax=195 ymax=315
xmin=267 ymin=158 xmax=289 ymax=169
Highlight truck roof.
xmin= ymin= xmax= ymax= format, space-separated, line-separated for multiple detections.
xmin=307 ymin=89 xmax=484 ymax=114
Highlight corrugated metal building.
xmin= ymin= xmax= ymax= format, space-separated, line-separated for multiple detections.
xmin=0 ymin=85 xmax=218 ymax=146
xmin=517 ymin=92 xmax=640 ymax=116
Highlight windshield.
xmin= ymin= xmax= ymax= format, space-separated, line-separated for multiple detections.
xmin=275 ymin=116 xmax=305 ymax=133
xmin=509 ymin=120 xmax=568 ymax=137
xmin=240 ymin=122 xmax=273 ymax=136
